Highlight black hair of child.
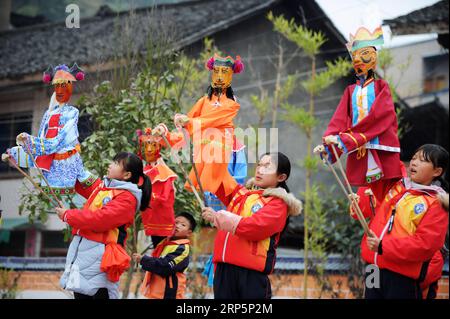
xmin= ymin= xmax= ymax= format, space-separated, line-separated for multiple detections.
xmin=415 ymin=144 xmax=449 ymax=192
xmin=262 ymin=152 xmax=291 ymax=193
xmin=177 ymin=212 xmax=197 ymax=232
xmin=261 ymin=152 xmax=292 ymax=234
xmin=206 ymin=85 xmax=235 ymax=101
xmin=113 ymin=152 xmax=152 ymax=211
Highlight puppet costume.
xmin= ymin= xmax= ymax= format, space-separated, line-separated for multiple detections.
xmin=322 ymin=27 xmax=402 ymax=186
xmin=143 ymin=160 xmax=177 ymax=236
xmin=137 ymin=128 xmax=178 ymax=238
xmin=7 ymin=64 xmax=96 ymax=195
xmin=204 ymin=136 xmax=247 ymax=211
xmin=177 ymin=55 xmax=244 ymax=197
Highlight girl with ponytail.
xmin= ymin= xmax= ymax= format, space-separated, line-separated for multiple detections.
xmin=202 ymin=152 xmax=302 ymax=299
xmin=55 ymin=152 xmax=151 ymax=299
xmin=351 ymin=144 xmax=448 ymax=299
xmin=112 ymin=151 xmax=152 ymax=211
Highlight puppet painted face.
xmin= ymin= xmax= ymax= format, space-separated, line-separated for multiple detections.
xmin=211 ymin=65 xmax=233 ymax=89
xmin=351 ymin=46 xmax=377 ymax=77
xmin=141 ymin=136 xmax=162 ymax=163
xmin=54 ymin=82 xmax=73 ymax=103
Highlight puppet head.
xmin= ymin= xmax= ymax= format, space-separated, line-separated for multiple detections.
xmin=43 ymin=63 xmax=85 ymax=104
xmin=205 ymin=54 xmax=244 ymax=89
xmin=346 ymin=26 xmax=384 ymax=77
xmin=136 ymin=128 xmax=163 ymax=163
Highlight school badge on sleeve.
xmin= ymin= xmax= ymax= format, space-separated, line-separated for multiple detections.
xmin=414 ymin=203 xmax=426 ymax=215
xmin=251 ymin=203 xmax=262 ymax=213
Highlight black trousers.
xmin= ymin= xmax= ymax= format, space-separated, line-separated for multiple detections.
xmin=365 ymin=268 xmax=421 ymax=299
xmin=425 ymin=281 xmax=438 ymax=299
xmin=214 ymin=263 xmax=272 ymax=299
xmin=74 ymin=288 xmax=109 ymax=300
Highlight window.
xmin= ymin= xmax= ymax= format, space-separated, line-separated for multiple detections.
xmin=0 ymin=230 xmax=25 ymax=256
xmin=423 ymin=54 xmax=449 ymax=93
xmin=424 ymin=75 xmax=446 ymax=93
xmin=0 ymin=111 xmax=33 ymax=175
xmin=40 ymin=231 xmax=69 ymax=257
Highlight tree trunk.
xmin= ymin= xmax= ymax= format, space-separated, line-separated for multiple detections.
xmin=303 ymin=57 xmax=316 ymax=299
xmin=272 ymin=39 xmax=284 ymax=128
xmin=121 ymin=261 xmax=135 ymax=299
xmin=122 ymin=222 xmax=139 ymax=299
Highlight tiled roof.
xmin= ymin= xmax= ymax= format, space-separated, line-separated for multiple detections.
xmin=0 ymin=0 xmax=278 ymax=80
xmin=0 ymin=256 xmax=67 ymax=270
xmin=384 ymin=0 xmax=449 ymax=35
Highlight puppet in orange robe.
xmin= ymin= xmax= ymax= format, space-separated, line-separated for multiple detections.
xmin=172 ymin=55 xmax=244 ymax=197
xmin=314 ymin=26 xmax=402 ymax=186
xmin=136 ymin=127 xmax=182 ymax=248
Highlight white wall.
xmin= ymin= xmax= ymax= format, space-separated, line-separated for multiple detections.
xmin=384 ymin=39 xmax=449 ymax=108
xmin=0 ymin=178 xmax=23 ymax=219
xmin=0 ymin=178 xmax=66 ymax=230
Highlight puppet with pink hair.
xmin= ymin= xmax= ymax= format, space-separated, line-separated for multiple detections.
xmin=156 ymin=54 xmax=247 ymax=200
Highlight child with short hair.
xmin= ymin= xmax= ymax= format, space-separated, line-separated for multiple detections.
xmin=133 ymin=212 xmax=196 ymax=299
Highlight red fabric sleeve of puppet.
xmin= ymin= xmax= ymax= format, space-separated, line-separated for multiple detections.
xmin=322 ymin=86 xmax=354 ymax=163
xmin=75 ymin=178 xmax=101 ymax=200
xmin=214 ymin=179 xmax=240 ymax=208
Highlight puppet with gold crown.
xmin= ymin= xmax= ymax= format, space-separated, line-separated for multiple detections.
xmin=2 ymin=64 xmax=97 ymax=197
xmin=314 ymin=26 xmax=402 ymax=187
xmin=155 ymin=54 xmax=247 ymax=200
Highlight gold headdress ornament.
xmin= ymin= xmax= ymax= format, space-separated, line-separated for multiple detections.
xmin=346 ymin=26 xmax=384 ymax=52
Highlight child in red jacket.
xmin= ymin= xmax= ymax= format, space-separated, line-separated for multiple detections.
xmin=202 ymin=152 xmax=302 ymax=299
xmin=351 ymin=144 xmax=448 ymax=299
xmin=56 ymin=152 xmax=151 ymax=299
